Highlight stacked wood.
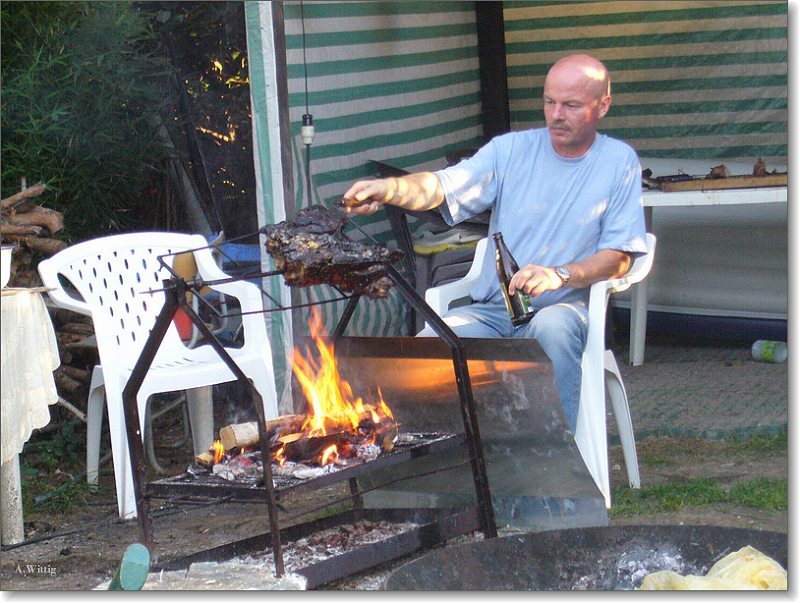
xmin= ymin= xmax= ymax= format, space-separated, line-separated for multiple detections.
xmin=1 ymin=181 xmax=96 ymax=420
xmin=47 ymin=309 xmax=98 ymax=422
xmin=1 ymin=181 xmax=67 ymax=288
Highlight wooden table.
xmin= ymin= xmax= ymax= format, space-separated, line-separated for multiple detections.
xmin=628 ymin=186 xmax=788 ymax=366
xmin=1 ymin=288 xmax=60 ymax=544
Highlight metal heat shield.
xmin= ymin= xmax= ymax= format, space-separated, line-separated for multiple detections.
xmin=320 ymin=336 xmax=608 ymax=530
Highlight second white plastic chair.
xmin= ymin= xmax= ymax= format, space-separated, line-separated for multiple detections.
xmin=424 ymin=234 xmax=657 ymax=508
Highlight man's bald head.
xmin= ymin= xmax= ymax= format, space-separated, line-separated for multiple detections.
xmin=542 ymin=54 xmax=612 ymax=157
xmin=548 ymin=54 xmax=610 ymax=100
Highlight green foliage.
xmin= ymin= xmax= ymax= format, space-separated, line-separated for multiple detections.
xmin=610 ymin=477 xmax=789 ymax=516
xmin=32 ymin=422 xmax=82 ymax=470
xmin=1 ymin=1 xmax=177 ymax=241
xmin=22 ymin=470 xmax=105 ymax=515
xmin=21 ymin=422 xmax=112 ymax=515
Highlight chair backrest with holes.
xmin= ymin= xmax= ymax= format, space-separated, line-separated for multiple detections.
xmin=38 ymin=232 xmax=209 ymax=370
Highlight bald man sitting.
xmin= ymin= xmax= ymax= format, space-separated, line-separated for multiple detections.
xmin=343 ymin=54 xmax=647 ymax=434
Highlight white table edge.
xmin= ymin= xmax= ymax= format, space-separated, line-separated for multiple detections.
xmin=630 ymin=186 xmax=788 ymax=366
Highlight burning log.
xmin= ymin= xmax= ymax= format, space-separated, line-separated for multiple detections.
xmin=218 ymin=407 xmax=387 ymax=451
xmin=194 ymin=307 xmax=400 ymax=480
xmin=219 ymin=414 xmax=303 ymax=450
xmin=261 ymin=204 xmax=403 ymax=299
xmin=195 ymin=450 xmax=215 ymax=467
xmin=279 ymin=432 xmax=345 ymax=463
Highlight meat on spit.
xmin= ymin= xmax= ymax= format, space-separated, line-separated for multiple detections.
xmin=261 ymin=205 xmax=403 ymax=299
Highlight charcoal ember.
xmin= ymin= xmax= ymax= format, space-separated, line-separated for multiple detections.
xmin=261 ymin=205 xmax=403 ymax=299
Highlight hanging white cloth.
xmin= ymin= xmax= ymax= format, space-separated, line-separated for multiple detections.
xmin=1 ymin=289 xmax=60 ymax=465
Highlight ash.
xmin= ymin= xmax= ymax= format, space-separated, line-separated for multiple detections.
xmin=572 ymin=543 xmax=697 ymax=590
xmin=241 ymin=519 xmax=420 ymax=577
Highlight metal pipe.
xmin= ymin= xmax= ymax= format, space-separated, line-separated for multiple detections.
xmin=121 ymin=282 xmax=182 ymax=549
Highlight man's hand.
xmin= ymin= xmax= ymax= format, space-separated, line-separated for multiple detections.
xmin=509 ymin=265 xmax=563 ymax=297
xmin=508 ymin=250 xmax=632 ymax=295
xmin=342 ymin=173 xmax=445 ymax=216
xmin=341 ymin=179 xmax=391 ymax=216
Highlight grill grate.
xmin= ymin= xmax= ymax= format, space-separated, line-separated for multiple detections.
xmin=148 ymin=432 xmax=463 ymax=502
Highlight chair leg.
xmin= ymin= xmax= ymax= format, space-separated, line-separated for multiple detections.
xmin=86 ymin=367 xmax=105 ymax=485
xmin=250 ymin=372 xmax=280 ymax=420
xmin=604 ymin=350 xmax=641 ymax=489
xmin=144 ymin=399 xmax=168 ymax=475
xmin=105 ymin=390 xmax=139 ymax=519
xmin=186 ymin=386 xmax=214 ymax=455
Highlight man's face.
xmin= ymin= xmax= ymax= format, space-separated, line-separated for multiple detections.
xmin=543 ymin=64 xmax=611 ymax=157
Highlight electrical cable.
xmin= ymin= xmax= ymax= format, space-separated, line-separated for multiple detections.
xmin=299 ymin=2 xmax=314 ymax=206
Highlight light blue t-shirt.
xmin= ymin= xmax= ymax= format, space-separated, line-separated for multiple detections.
xmin=435 ymin=128 xmax=647 ymax=309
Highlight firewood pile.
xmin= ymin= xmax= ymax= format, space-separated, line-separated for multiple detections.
xmin=1 ymin=181 xmax=68 ymax=287
xmin=1 ymin=181 xmax=97 ymax=423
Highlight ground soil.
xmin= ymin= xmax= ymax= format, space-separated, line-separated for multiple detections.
xmin=0 ymin=433 xmax=787 ymax=591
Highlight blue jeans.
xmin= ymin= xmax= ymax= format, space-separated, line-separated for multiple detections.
xmin=417 ymin=300 xmax=589 ymax=432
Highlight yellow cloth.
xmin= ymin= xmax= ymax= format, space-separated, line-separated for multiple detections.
xmin=1 ymin=290 xmax=61 ymax=465
xmin=413 ymin=239 xmax=479 ymax=256
xmin=640 ymin=545 xmax=787 ymax=590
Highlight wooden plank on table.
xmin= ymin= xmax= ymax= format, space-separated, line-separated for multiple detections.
xmin=661 ymin=174 xmax=787 ymax=192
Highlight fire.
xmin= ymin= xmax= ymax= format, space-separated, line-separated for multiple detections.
xmin=290 ymin=308 xmax=397 ymax=465
xmin=320 ymin=444 xmax=338 ymax=466
xmin=212 ymin=439 xmax=225 ymax=464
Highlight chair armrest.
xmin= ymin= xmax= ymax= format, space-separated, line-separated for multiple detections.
xmin=425 ymin=278 xmax=475 ymax=316
xmin=598 ymin=233 xmax=657 ymax=296
xmin=192 ymin=245 xmax=266 ymax=344
xmin=37 ymin=259 xmax=93 ymax=317
xmin=423 ymin=238 xmax=487 ymax=316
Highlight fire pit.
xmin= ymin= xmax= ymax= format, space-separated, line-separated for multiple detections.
xmin=382 ymin=525 xmax=788 ymax=590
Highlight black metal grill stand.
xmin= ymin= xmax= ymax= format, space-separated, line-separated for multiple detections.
xmin=120 ymin=256 xmax=497 ymax=579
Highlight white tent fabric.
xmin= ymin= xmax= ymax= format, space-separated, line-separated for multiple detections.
xmin=245 ymin=2 xmax=296 ymax=412
xmin=280 ymin=1 xmax=485 ymax=336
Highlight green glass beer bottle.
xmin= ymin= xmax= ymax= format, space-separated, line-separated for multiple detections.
xmin=493 ymin=232 xmax=533 ymax=326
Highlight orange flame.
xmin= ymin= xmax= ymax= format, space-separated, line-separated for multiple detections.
xmin=320 ymin=444 xmax=338 ymax=466
xmin=291 ymin=308 xmax=396 ymax=465
xmin=212 ymin=439 xmax=225 ymax=464
xmin=275 ymin=444 xmax=286 ymax=467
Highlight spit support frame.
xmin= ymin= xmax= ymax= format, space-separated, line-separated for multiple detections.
xmin=119 ymin=244 xmax=498 ymax=578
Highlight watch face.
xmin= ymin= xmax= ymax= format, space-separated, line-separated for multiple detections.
xmin=556 ymin=266 xmax=570 ymax=282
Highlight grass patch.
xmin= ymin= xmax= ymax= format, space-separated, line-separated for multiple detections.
xmin=21 ymin=471 xmax=109 ymax=515
xmin=726 ymin=428 xmax=788 ymax=453
xmin=610 ymin=477 xmax=788 ymax=517
xmin=729 ymin=478 xmax=788 ymax=510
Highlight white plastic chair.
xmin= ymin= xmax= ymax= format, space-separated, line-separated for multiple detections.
xmin=424 ymin=234 xmax=657 ymax=508
xmin=38 ymin=232 xmax=279 ymax=518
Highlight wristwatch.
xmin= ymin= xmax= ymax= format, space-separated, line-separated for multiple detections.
xmin=554 ymin=265 xmax=571 ymax=286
